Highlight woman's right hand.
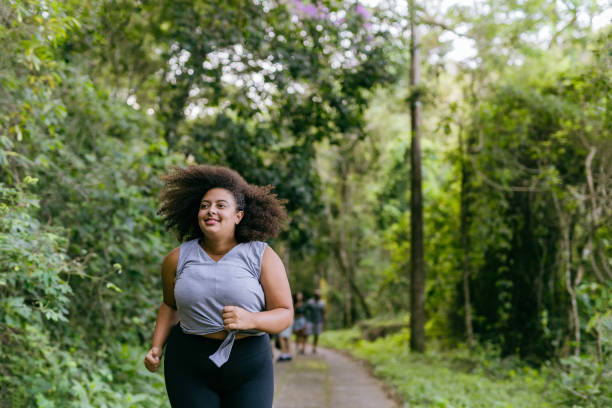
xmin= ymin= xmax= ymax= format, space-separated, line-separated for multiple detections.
xmin=144 ymin=346 xmax=163 ymax=372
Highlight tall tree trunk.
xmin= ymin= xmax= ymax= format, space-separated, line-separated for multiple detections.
xmin=409 ymin=0 xmax=426 ymax=352
xmin=459 ymin=130 xmax=474 ymax=350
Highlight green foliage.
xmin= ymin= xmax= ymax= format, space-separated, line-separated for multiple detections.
xmin=0 ymin=182 xmax=75 ymax=406
xmin=29 ymin=70 xmax=175 ymax=346
xmin=332 ymin=19 xmax=610 ymax=406
xmin=553 ymin=354 xmax=612 ymax=408
xmin=1 ymin=1 xmax=174 ymax=405
xmin=0 ymin=181 xmax=75 ymax=324
xmin=461 ymin=28 xmax=611 ymax=359
xmin=0 ymin=182 xmax=166 ymax=407
xmin=552 ymin=281 xmax=612 ymax=407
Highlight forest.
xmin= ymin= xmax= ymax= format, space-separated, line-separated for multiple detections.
xmin=1 ymin=0 xmax=610 ymax=406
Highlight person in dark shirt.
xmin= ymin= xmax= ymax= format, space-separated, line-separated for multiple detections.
xmin=292 ymin=291 xmax=308 ymax=355
xmin=306 ymin=289 xmax=325 ymax=354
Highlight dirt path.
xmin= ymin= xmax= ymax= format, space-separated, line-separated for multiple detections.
xmin=272 ymin=347 xmax=398 ymax=408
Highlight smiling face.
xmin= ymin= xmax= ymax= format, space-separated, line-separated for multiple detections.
xmin=198 ymin=188 xmax=244 ymax=241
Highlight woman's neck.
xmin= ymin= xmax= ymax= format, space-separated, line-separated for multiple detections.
xmin=200 ymin=237 xmax=238 ymax=256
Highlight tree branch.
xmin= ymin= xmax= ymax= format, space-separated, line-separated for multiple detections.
xmin=469 ymin=155 xmax=546 ymax=192
xmin=548 ymin=9 xmax=577 ymax=49
xmin=418 ymin=14 xmax=472 ymax=38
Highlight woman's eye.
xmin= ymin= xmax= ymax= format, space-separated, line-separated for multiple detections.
xmin=200 ymin=203 xmax=208 ymax=209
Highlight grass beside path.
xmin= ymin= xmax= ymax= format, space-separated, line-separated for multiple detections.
xmin=320 ymin=328 xmax=555 ymax=408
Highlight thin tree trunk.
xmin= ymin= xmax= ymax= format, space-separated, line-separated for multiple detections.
xmin=338 ymin=166 xmax=353 ymax=326
xmin=409 ymin=0 xmax=426 ymax=352
xmin=344 ymin=272 xmax=352 ymax=326
xmin=553 ymin=194 xmax=580 ymax=356
xmin=337 ymin=204 xmax=371 ymax=320
xmin=338 ymin=245 xmax=372 ymax=319
xmin=459 ymin=130 xmax=474 ymax=350
xmin=598 ymin=249 xmax=612 ymax=280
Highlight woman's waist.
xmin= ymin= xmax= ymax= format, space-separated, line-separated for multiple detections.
xmin=171 ymin=324 xmax=270 ymax=359
xmin=200 ymin=330 xmax=261 ymax=340
xmin=177 ymin=307 xmax=264 ymax=335
xmin=179 ymin=322 xmax=264 ymax=339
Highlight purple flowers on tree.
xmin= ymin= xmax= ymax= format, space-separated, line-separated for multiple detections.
xmin=291 ymin=0 xmax=371 ymax=28
xmin=356 ymin=4 xmax=371 ymax=20
xmin=292 ymin=0 xmax=330 ymax=20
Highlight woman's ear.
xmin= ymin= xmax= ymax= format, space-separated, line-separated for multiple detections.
xmin=236 ymin=210 xmax=244 ymax=224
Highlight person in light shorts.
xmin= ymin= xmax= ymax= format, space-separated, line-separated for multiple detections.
xmin=277 ymin=323 xmax=292 ymax=362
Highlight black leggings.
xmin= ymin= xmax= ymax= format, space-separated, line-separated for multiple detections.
xmin=164 ymin=324 xmax=274 ymax=408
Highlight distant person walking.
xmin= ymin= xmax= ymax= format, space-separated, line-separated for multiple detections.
xmin=306 ymin=289 xmax=325 ymax=354
xmin=277 ymin=316 xmax=292 ymax=362
xmin=292 ymin=291 xmax=308 ymax=355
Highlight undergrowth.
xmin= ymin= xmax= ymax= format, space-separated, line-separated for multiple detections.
xmin=321 ymin=328 xmax=556 ymax=408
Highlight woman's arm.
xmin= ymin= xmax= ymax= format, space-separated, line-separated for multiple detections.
xmin=144 ymin=248 xmax=180 ymax=373
xmin=222 ymin=246 xmax=293 ymax=334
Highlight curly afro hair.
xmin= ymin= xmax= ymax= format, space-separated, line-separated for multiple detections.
xmin=158 ymin=165 xmax=287 ymax=243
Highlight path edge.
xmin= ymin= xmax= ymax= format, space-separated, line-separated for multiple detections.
xmin=320 ymin=346 xmax=404 ymax=408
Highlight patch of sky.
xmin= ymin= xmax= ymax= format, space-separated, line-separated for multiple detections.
xmin=126 ymin=95 xmax=140 ymax=110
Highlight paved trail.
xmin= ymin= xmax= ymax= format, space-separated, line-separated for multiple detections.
xmin=272 ymin=347 xmax=398 ymax=408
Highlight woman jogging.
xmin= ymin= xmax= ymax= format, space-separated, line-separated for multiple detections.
xmin=144 ymin=165 xmax=293 ymax=408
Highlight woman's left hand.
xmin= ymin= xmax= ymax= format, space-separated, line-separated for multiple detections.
xmin=222 ymin=305 xmax=256 ymax=331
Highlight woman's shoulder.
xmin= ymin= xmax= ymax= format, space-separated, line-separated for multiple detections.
xmin=164 ymin=246 xmax=181 ymax=263
xmin=164 ymin=238 xmax=197 ymax=267
xmin=162 ymin=246 xmax=181 ymax=276
xmin=176 ymin=238 xmax=201 ymax=257
xmin=241 ymin=240 xmax=269 ymax=253
xmin=239 ymin=241 xmax=272 ymax=275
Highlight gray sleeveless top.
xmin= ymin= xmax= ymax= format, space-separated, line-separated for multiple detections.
xmin=174 ymin=238 xmax=268 ymax=367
